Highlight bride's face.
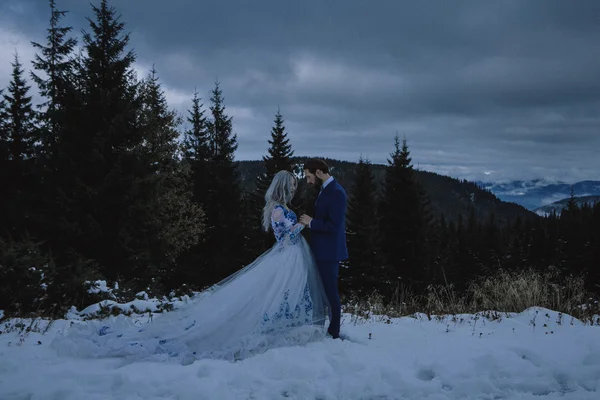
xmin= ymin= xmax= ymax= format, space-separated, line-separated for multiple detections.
xmin=290 ymin=178 xmax=297 ymax=196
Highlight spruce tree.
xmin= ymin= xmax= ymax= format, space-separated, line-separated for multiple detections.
xmin=2 ymin=54 xmax=37 ymax=165
xmin=0 ymin=89 xmax=10 ymax=295
xmin=64 ymin=0 xmax=141 ymax=287
xmin=183 ymin=89 xmax=211 ymax=206
xmin=177 ymin=89 xmax=212 ymax=288
xmin=207 ymin=82 xmax=237 ymax=163
xmin=378 ymin=135 xmax=430 ymax=296
xmin=0 ymin=55 xmax=51 ymax=313
xmin=23 ymin=0 xmax=98 ymax=311
xmin=255 ymin=108 xmax=294 ymax=208
xmin=248 ymin=108 xmax=295 ymax=256
xmin=559 ymin=190 xmax=585 ymax=279
xmin=134 ymin=68 xmax=205 ymax=290
xmin=343 ymin=156 xmax=379 ymax=296
xmin=30 ymin=0 xmax=78 ymax=148
xmin=504 ymin=216 xmax=528 ymax=271
xmin=203 ymin=82 xmax=245 ymax=282
xmin=0 ymin=89 xmax=7 ymax=231
xmin=1 ymin=53 xmax=38 ymax=238
xmin=262 ymin=108 xmax=294 ymax=180
xmin=588 ymin=202 xmax=600 ymax=292
xmin=29 ymin=0 xmax=79 ymax=246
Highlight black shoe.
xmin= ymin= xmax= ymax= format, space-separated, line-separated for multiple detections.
xmin=327 ymin=329 xmax=340 ymax=339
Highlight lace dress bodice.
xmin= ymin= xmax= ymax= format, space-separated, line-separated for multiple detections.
xmin=271 ymin=205 xmax=304 ymax=246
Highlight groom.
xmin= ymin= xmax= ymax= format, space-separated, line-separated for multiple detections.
xmin=300 ymin=158 xmax=348 ymax=339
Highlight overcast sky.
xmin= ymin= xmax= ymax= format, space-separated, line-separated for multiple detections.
xmin=1 ymin=0 xmax=599 ymax=183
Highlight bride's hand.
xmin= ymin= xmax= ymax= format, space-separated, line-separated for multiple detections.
xmin=300 ymin=214 xmax=313 ymax=226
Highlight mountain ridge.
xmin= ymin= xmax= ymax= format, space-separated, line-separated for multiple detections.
xmin=477 ymin=179 xmax=600 ymax=210
xmin=235 ymin=157 xmax=536 ymax=225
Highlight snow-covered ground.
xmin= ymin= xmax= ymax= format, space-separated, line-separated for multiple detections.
xmin=1 ymin=306 xmax=599 ymax=399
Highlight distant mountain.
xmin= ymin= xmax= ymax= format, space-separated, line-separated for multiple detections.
xmin=534 ymin=195 xmax=600 ymax=217
xmin=477 ymin=179 xmax=600 ymax=210
xmin=236 ymin=158 xmax=535 ymax=225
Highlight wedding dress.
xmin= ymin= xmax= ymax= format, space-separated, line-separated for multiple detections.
xmin=51 ymin=205 xmax=330 ymax=363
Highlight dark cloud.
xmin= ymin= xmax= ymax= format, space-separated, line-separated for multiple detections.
xmin=1 ymin=0 xmax=600 ymax=182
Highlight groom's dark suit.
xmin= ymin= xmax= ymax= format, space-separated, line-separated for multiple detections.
xmin=309 ymin=177 xmax=348 ymax=338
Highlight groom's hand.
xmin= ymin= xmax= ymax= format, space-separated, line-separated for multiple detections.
xmin=300 ymin=214 xmax=313 ymax=226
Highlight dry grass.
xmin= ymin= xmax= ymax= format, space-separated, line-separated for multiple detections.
xmin=343 ymin=268 xmax=599 ymax=326
xmin=0 ymin=317 xmax=54 ymax=347
xmin=468 ymin=267 xmax=587 ymax=314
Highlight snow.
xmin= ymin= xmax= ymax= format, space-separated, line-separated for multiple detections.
xmin=0 ymin=307 xmax=598 ymax=399
xmin=86 ymin=279 xmax=112 ymax=294
xmin=64 ymin=294 xmax=194 ymax=321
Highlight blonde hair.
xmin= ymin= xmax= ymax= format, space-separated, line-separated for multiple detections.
xmin=262 ymin=170 xmax=297 ymax=231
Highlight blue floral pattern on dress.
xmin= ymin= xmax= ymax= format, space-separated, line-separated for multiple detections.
xmin=260 ymin=282 xmax=314 ymax=334
xmin=258 ymin=206 xmax=316 ymax=333
xmin=271 ymin=205 xmax=304 ymax=246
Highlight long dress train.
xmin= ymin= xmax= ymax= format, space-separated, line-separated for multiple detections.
xmin=51 ymin=205 xmax=330 ymax=363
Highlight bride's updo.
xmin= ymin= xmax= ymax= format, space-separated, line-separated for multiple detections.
xmin=262 ymin=170 xmax=297 ymax=231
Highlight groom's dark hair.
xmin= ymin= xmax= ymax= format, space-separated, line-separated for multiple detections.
xmin=304 ymin=158 xmax=329 ymax=174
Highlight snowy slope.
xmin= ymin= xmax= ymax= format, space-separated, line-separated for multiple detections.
xmin=1 ymin=307 xmax=598 ymax=399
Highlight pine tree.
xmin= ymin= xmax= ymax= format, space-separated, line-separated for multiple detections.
xmin=208 ymin=82 xmax=237 ymax=163
xmin=255 ymin=108 xmax=294 ymax=207
xmin=0 ymin=55 xmax=51 ymax=313
xmin=262 ymin=108 xmax=294 ymax=181
xmin=588 ymin=202 xmax=600 ymax=292
xmin=176 ymin=89 xmax=212 ymax=288
xmin=0 ymin=89 xmax=8 ymax=229
xmin=30 ymin=0 xmax=78 ymax=149
xmin=0 ymin=236 xmax=54 ymax=314
xmin=378 ymin=135 xmax=431 ymax=296
xmin=504 ymin=216 xmax=529 ymax=271
xmin=28 ymin=0 xmax=79 ymax=247
xmin=343 ymin=156 xmax=379 ymax=296
xmin=134 ymin=68 xmax=205 ymax=290
xmin=203 ymin=82 xmax=245 ymax=282
xmin=248 ymin=108 xmax=295 ymax=256
xmin=60 ymin=0 xmax=141 ymax=287
xmin=21 ymin=0 xmax=98 ymax=312
xmin=1 ymin=53 xmax=38 ymax=238
xmin=0 ymin=89 xmax=10 ymax=184
xmin=564 ymin=187 xmax=578 ymax=215
xmin=559 ymin=189 xmax=586 ymax=279
xmin=2 ymin=54 xmax=37 ymax=165
xmin=183 ymin=89 xmax=210 ymax=206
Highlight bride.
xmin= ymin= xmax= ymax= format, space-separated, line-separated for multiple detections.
xmin=51 ymin=170 xmax=330 ymax=363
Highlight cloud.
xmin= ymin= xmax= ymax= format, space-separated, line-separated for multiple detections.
xmin=1 ymin=0 xmax=599 ymax=183
xmin=0 ymin=27 xmax=39 ymax=90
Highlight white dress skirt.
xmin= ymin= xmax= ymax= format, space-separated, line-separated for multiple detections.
xmin=51 ymin=205 xmax=330 ymax=363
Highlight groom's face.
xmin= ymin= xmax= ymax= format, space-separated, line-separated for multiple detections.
xmin=304 ymin=169 xmax=322 ymax=186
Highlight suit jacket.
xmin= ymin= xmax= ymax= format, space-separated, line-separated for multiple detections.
xmin=309 ymin=179 xmax=349 ymax=261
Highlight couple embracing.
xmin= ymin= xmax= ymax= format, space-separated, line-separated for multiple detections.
xmin=52 ymin=158 xmax=348 ymax=363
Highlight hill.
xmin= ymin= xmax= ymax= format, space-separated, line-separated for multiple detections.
xmin=235 ymin=157 xmax=536 ymax=225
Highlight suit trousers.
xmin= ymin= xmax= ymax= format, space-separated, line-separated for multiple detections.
xmin=316 ymin=259 xmax=341 ymax=337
